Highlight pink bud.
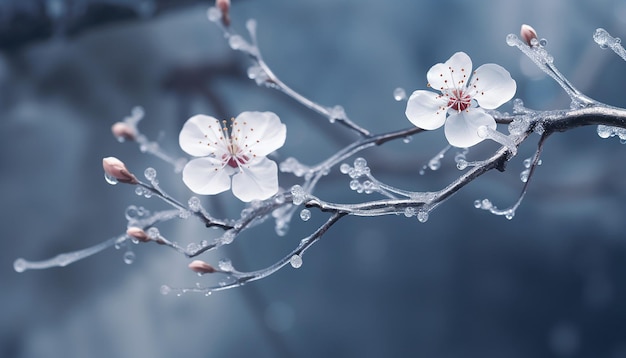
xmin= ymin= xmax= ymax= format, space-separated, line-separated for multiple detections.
xmin=520 ymin=24 xmax=538 ymax=47
xmin=126 ymin=227 xmax=149 ymax=242
xmin=188 ymin=260 xmax=216 ymax=274
xmin=111 ymin=122 xmax=136 ymax=141
xmin=102 ymin=157 xmax=138 ymax=184
xmin=216 ymin=0 xmax=230 ymax=27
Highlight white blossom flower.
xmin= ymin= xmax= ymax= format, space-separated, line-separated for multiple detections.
xmin=179 ymin=111 xmax=286 ymax=202
xmin=405 ymin=52 xmax=516 ymax=147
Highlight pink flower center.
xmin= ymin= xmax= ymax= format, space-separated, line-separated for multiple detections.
xmin=223 ymin=150 xmax=249 ymax=168
xmin=447 ymin=89 xmax=472 ymax=111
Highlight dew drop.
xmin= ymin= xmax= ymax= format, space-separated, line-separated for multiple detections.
xmin=290 ymin=185 xmax=306 ymax=205
xmin=160 ymin=285 xmax=171 ymax=295
xmin=474 ymin=200 xmax=482 ymax=209
xmin=481 ymin=199 xmax=493 ymax=210
xmin=404 ymin=207 xmax=416 ymax=218
xmin=13 ymin=258 xmax=26 ymax=273
xmin=135 ymin=187 xmax=144 ymax=196
xmin=228 ymin=35 xmax=246 ymax=50
xmin=207 ymin=6 xmax=221 ymax=22
xmin=520 ymin=169 xmax=530 ymax=183
xmin=523 ymin=158 xmax=532 ymax=168
xmin=188 ymin=196 xmax=201 ymax=211
xmin=146 ymin=227 xmax=160 ymax=239
xmin=144 ymin=167 xmax=157 ymax=181
xmin=290 ymin=254 xmax=303 ymax=268
xmin=187 ymin=243 xmax=200 ymax=252
xmin=339 ymin=163 xmax=351 ymax=174
xmin=221 ymin=231 xmax=235 ymax=245
xmin=299 ymin=209 xmax=311 ymax=221
xmin=349 ymin=180 xmax=361 ymax=191
xmin=403 ymin=136 xmax=413 ymax=144
xmin=123 ymin=251 xmax=136 ymax=264
xmin=104 ymin=173 xmax=118 ymax=185
xmin=125 ymin=205 xmax=140 ymax=220
xmin=456 ymin=159 xmax=468 ymax=170
xmin=428 ymin=158 xmax=441 ymax=171
xmin=505 ymin=212 xmax=515 ymax=220
xmin=539 ymin=38 xmax=548 ymax=47
xmin=353 ymin=157 xmax=367 ymax=169
xmin=393 ymin=87 xmax=407 ymax=101
xmin=417 ymin=210 xmax=429 ymax=223
xmin=506 ymin=33 xmax=518 ymax=46
xmin=218 ymin=258 xmax=233 ymax=271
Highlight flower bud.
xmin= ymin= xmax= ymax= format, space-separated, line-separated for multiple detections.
xmin=126 ymin=227 xmax=149 ymax=242
xmin=111 ymin=122 xmax=136 ymax=141
xmin=216 ymin=0 xmax=230 ymax=26
xmin=188 ymin=260 xmax=216 ymax=274
xmin=102 ymin=157 xmax=138 ymax=184
xmin=520 ymin=24 xmax=538 ymax=47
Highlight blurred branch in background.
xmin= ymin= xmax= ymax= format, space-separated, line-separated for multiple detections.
xmin=0 ymin=0 xmax=215 ymax=51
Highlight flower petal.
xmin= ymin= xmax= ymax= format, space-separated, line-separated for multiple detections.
xmin=444 ymin=108 xmax=496 ymax=148
xmin=182 ymin=157 xmax=231 ymax=195
xmin=179 ymin=114 xmax=228 ymax=157
xmin=231 ymin=157 xmax=279 ymax=202
xmin=469 ymin=64 xmax=516 ymax=109
xmin=427 ymin=52 xmax=473 ymax=92
xmin=231 ymin=111 xmax=286 ymax=157
xmin=405 ymin=90 xmax=448 ymax=130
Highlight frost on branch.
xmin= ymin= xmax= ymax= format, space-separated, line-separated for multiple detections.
xmin=12 ymin=13 xmax=626 ymax=296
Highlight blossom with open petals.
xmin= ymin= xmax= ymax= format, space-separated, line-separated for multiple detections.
xmin=179 ymin=111 xmax=286 ymax=202
xmin=405 ymin=52 xmax=516 ymax=147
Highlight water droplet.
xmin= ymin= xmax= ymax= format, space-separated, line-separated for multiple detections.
xmin=125 ymin=205 xmax=140 ymax=220
xmin=299 ymin=209 xmax=311 ymax=221
xmin=13 ymin=258 xmax=26 ymax=273
xmin=218 ymin=258 xmax=233 ymax=271
xmin=505 ymin=212 xmax=515 ymax=220
xmin=144 ymin=167 xmax=157 ymax=181
xmin=339 ymin=163 xmax=351 ymax=174
xmin=329 ymin=105 xmax=345 ymax=123
xmin=290 ymin=185 xmax=306 ymax=205
xmin=393 ymin=87 xmax=407 ymax=101
xmin=456 ymin=159 xmax=468 ymax=170
xmin=146 ymin=227 xmax=160 ymax=239
xmin=188 ymin=196 xmax=201 ymax=211
xmin=481 ymin=199 xmax=493 ymax=210
xmin=221 ymin=231 xmax=235 ymax=245
xmin=520 ymin=169 xmax=530 ymax=183
xmin=417 ymin=210 xmax=429 ymax=223
xmin=135 ymin=187 xmax=144 ymax=196
xmin=403 ymin=135 xmax=413 ymax=144
xmin=404 ymin=207 xmax=416 ymax=218
xmin=160 ymin=285 xmax=171 ymax=295
xmin=539 ymin=38 xmax=548 ymax=47
xmin=523 ymin=158 xmax=532 ymax=168
xmin=123 ymin=251 xmax=135 ymax=264
xmin=187 ymin=243 xmax=200 ymax=253
xmin=290 ymin=254 xmax=303 ymax=268
xmin=428 ymin=158 xmax=441 ymax=171
xmin=104 ymin=173 xmax=118 ymax=185
xmin=275 ymin=223 xmax=289 ymax=237
xmin=506 ymin=33 xmax=518 ymax=46
xmin=228 ymin=35 xmax=246 ymax=50
xmin=474 ymin=200 xmax=482 ymax=209
xmin=353 ymin=157 xmax=367 ymax=169
xmin=207 ymin=6 xmax=221 ymax=22
xmin=349 ymin=180 xmax=361 ymax=191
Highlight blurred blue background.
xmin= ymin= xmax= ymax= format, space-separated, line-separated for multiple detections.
xmin=2 ymin=0 xmax=626 ymax=357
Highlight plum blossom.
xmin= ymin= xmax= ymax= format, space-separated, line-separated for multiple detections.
xmin=405 ymin=52 xmax=516 ymax=147
xmin=179 ymin=111 xmax=286 ymax=202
